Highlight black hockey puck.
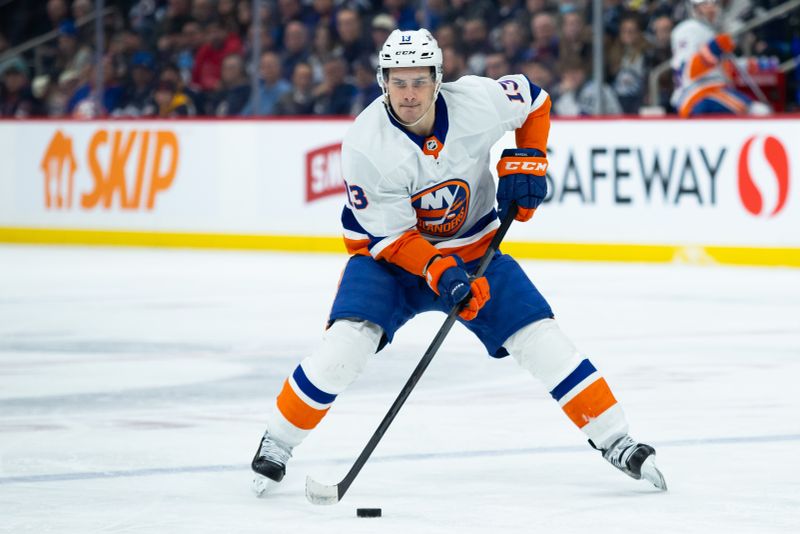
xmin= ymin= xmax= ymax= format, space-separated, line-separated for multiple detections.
xmin=356 ymin=508 xmax=381 ymax=518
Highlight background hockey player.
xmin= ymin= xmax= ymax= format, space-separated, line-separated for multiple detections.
xmin=251 ymin=29 xmax=667 ymax=497
xmin=671 ymin=0 xmax=770 ymax=117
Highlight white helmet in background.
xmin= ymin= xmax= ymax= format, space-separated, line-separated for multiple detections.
xmin=376 ymin=29 xmax=443 ymax=103
xmin=688 ymin=0 xmax=721 ymax=27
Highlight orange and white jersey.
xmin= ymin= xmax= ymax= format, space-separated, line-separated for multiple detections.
xmin=670 ymin=19 xmax=736 ymax=115
xmin=340 ymin=74 xmax=550 ymax=266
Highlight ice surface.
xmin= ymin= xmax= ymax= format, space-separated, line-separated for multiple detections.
xmin=1 ymin=245 xmax=799 ymax=533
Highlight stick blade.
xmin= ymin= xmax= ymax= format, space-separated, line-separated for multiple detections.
xmin=305 ymin=475 xmax=340 ymax=505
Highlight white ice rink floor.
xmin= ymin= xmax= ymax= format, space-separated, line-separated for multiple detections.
xmin=1 ymin=245 xmax=799 ymax=534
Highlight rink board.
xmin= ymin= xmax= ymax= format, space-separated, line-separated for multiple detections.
xmin=0 ymin=116 xmax=797 ymax=266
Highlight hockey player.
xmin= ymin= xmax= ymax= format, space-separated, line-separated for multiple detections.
xmin=671 ymin=0 xmax=770 ymax=117
xmin=252 ymin=29 xmax=667 ymax=496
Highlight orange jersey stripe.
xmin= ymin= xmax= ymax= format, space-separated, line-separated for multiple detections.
xmin=515 ymin=94 xmax=551 ymax=153
xmin=343 ymin=236 xmax=370 ymax=256
xmin=275 ymin=379 xmax=330 ymax=430
xmin=436 ymin=229 xmax=497 ymax=263
xmin=561 ymin=378 xmax=618 ymax=428
xmin=375 ymin=229 xmax=441 ymax=276
xmin=688 ymin=53 xmax=715 ymax=81
xmin=710 ymin=90 xmax=748 ymax=113
xmin=679 ymin=83 xmax=726 ymax=117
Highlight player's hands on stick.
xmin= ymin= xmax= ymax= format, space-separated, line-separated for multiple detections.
xmin=496 ymin=148 xmax=548 ymax=222
xmin=425 ymin=255 xmax=490 ymax=321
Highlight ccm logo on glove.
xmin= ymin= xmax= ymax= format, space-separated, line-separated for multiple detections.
xmin=500 ymin=159 xmax=548 ymax=174
xmin=496 ymin=148 xmax=549 ymax=222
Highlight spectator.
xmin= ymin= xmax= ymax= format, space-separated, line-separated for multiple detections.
xmin=608 ymin=13 xmax=650 ymax=114
xmin=310 ymin=0 xmax=337 ymax=28
xmin=524 ymin=0 xmax=554 ymax=17
xmin=448 ymin=0 xmax=494 ymax=25
xmin=242 ymin=25 xmax=276 ymax=75
xmin=213 ymin=53 xmax=251 ymax=116
xmin=420 ymin=0 xmax=450 ymax=31
xmin=528 ymin=12 xmax=559 ymax=67
xmin=434 ymin=24 xmax=459 ymax=50
xmin=148 ymin=79 xmax=193 ymax=117
xmin=275 ymin=62 xmax=315 ymax=115
xmin=648 ymin=14 xmax=673 ymax=64
xmin=192 ymin=0 xmax=215 ymax=25
xmin=312 ymin=56 xmax=356 ymax=115
xmin=558 ymin=7 xmax=590 ymax=70
xmin=647 ymin=14 xmax=674 ymax=108
xmin=54 ymin=21 xmax=93 ymax=80
xmin=71 ymin=0 xmax=91 ymax=22
xmin=105 ymin=29 xmax=140 ymax=92
xmin=241 ymin=51 xmax=291 ymax=116
xmin=160 ymin=62 xmax=201 ymax=113
xmin=308 ymin=24 xmax=336 ymax=83
xmin=495 ymin=0 xmax=526 ymax=26
xmin=192 ymin=20 xmax=243 ymax=93
xmin=462 ymin=17 xmax=492 ymax=75
xmin=277 ymin=0 xmax=313 ymax=27
xmin=370 ymin=14 xmax=397 ymax=66
xmin=350 ymin=58 xmax=382 ymax=115
xmin=520 ymin=59 xmax=556 ymax=94
xmin=499 ymin=20 xmax=530 ymax=68
xmin=554 ymin=58 xmax=622 ymax=116
xmin=116 ymin=51 xmax=156 ymax=117
xmin=236 ymin=0 xmax=253 ymax=31
xmin=53 ymin=68 xmax=81 ymax=117
xmin=383 ymin=0 xmax=417 ymax=31
xmin=281 ymin=21 xmax=311 ymax=80
xmin=7 ymin=0 xmax=792 ymax=116
xmin=0 ymin=58 xmax=38 ymax=118
xmin=157 ymin=0 xmax=193 ymax=39
xmin=66 ymin=56 xmax=125 ymax=117
xmin=43 ymin=0 xmax=69 ymax=34
xmin=484 ymin=53 xmax=511 ymax=80
xmin=602 ymin=0 xmax=625 ymax=38
xmin=128 ymin=0 xmax=161 ymax=40
xmin=335 ymin=8 xmax=370 ymax=66
xmin=217 ymin=0 xmax=239 ymax=31
xmin=176 ymin=21 xmax=204 ymax=82
xmin=442 ymin=46 xmax=468 ymax=82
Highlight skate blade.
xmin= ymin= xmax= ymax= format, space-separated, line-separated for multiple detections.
xmin=252 ymin=474 xmax=280 ymax=498
xmin=640 ymin=456 xmax=667 ymax=491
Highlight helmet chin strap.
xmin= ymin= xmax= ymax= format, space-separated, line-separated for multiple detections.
xmin=383 ymin=83 xmax=441 ymax=129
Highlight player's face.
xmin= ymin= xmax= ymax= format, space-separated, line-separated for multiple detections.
xmin=386 ymin=67 xmax=436 ymax=124
xmin=694 ymin=1 xmax=719 ymax=24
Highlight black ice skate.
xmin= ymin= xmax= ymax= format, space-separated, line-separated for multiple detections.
xmin=251 ymin=431 xmax=293 ymax=497
xmin=591 ymin=435 xmax=667 ymax=491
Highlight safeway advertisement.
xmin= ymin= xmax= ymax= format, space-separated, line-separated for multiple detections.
xmin=495 ymin=120 xmax=797 ymax=247
xmin=0 ymin=118 xmax=796 ymax=247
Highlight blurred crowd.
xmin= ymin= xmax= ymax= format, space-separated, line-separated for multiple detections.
xmin=0 ymin=0 xmax=797 ymax=118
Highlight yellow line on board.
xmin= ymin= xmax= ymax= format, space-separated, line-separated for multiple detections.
xmin=1 ymin=227 xmax=798 ymax=268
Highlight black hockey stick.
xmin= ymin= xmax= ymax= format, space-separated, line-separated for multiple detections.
xmin=306 ymin=204 xmax=518 ymax=505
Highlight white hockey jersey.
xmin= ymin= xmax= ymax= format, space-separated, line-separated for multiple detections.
xmin=340 ymin=75 xmax=549 ymax=265
xmin=670 ymin=18 xmax=732 ymax=114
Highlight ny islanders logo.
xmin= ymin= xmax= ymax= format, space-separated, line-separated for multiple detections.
xmin=411 ymin=179 xmax=470 ymax=237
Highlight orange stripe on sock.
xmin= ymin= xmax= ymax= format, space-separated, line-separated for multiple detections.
xmin=275 ymin=380 xmax=330 ymax=430
xmin=561 ymin=378 xmax=617 ymax=428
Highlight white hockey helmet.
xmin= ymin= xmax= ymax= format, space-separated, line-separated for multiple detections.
xmin=376 ymin=29 xmax=443 ymax=100
xmin=687 ymin=0 xmax=720 ymax=26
